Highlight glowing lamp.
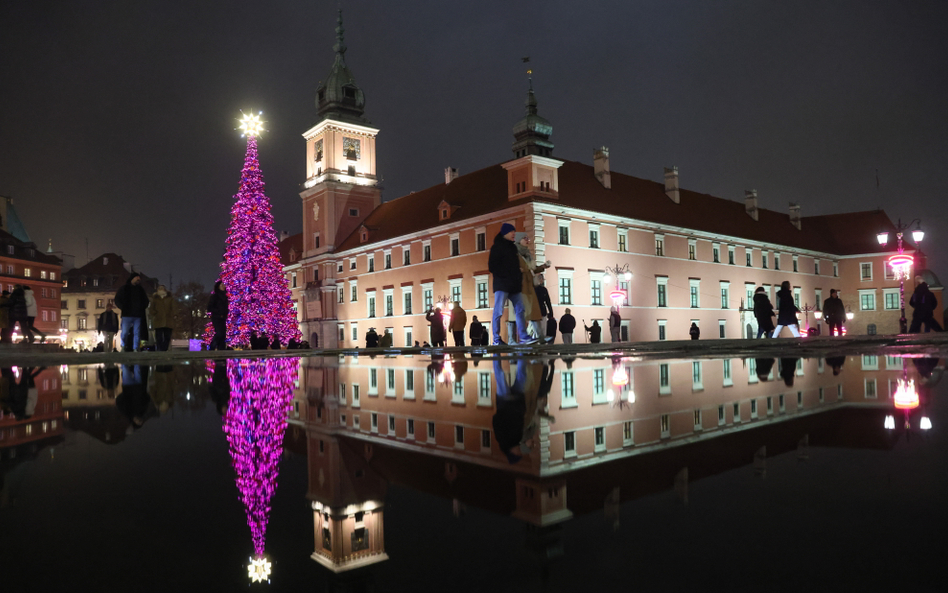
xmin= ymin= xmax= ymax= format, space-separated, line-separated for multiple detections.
xmin=846 ymin=309 xmax=854 ymax=320
xmin=887 ymin=253 xmax=914 ymax=280
xmin=624 ymin=271 xmax=632 ymax=281
xmin=603 ymin=273 xmax=612 ymax=284
xmin=612 ymin=366 xmax=629 ymax=386
xmin=814 ymin=309 xmax=822 ymax=319
xmin=920 ymin=416 xmax=932 ymax=430
xmin=606 ymin=389 xmax=615 ymax=402
xmin=876 ymin=231 xmax=889 ymax=245
xmin=912 ymin=229 xmax=925 ymax=242
xmin=628 ymin=391 xmax=635 ymax=403
xmin=609 ymin=290 xmax=626 ymax=302
xmin=893 ymin=378 xmax=919 ymax=410
xmin=884 ymin=415 xmax=895 ymax=430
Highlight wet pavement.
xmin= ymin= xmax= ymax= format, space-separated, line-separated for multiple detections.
xmin=1 ymin=337 xmax=945 ymax=591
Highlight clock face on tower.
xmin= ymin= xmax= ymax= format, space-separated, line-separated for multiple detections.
xmin=343 ymin=137 xmax=361 ymax=161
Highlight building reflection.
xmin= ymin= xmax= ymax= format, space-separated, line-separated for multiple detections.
xmin=296 ymin=351 xmax=940 ymax=578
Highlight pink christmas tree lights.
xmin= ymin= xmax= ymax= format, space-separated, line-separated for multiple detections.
xmin=213 ymin=113 xmax=301 ymax=348
xmin=223 ymin=357 xmax=299 ymax=579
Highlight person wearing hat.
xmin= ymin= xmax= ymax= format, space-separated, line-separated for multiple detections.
xmin=365 ymin=327 xmax=379 ymax=348
xmin=114 ymin=272 xmax=150 ymax=352
xmin=488 ymin=223 xmax=535 ymax=346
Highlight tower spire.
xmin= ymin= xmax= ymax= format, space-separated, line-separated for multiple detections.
xmin=512 ymin=65 xmax=553 ymax=158
xmin=315 ymin=8 xmax=367 ymax=124
xmin=332 ymin=9 xmax=346 ymax=58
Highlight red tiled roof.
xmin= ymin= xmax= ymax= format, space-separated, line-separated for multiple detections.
xmin=334 ymin=159 xmax=898 ymax=256
xmin=278 ymin=233 xmax=304 ymax=266
xmin=62 ymin=252 xmax=158 ymax=293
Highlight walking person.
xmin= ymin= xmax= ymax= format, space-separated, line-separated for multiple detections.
xmin=22 ymin=286 xmax=46 ymax=343
xmin=909 ymin=278 xmax=944 ymax=333
xmin=559 ymin=308 xmax=576 ymax=344
xmin=0 ymin=290 xmax=11 ymax=344
xmin=545 ymin=314 xmax=558 ymax=344
xmin=449 ymin=302 xmax=467 ymax=346
xmin=772 ymin=281 xmax=801 ymax=337
xmin=608 ymin=305 xmax=622 ymax=342
xmin=469 ymin=315 xmax=484 ymax=346
xmin=488 ymin=223 xmax=534 ymax=346
xmin=753 ymin=287 xmax=776 ymax=338
xmin=207 ymin=280 xmax=229 ymax=350
xmin=115 ymin=273 xmax=150 ymax=352
xmin=534 ymin=273 xmax=553 ymax=342
xmin=689 ymin=322 xmax=700 ymax=340
xmin=425 ymin=306 xmax=446 ymax=347
xmin=584 ymin=319 xmax=602 ymax=343
xmin=515 ymin=233 xmax=551 ymax=340
xmin=821 ymin=289 xmax=846 ymax=336
xmin=148 ymin=284 xmax=174 ymax=351
xmin=97 ymin=303 xmax=120 ymax=352
xmin=9 ymin=285 xmax=31 ymax=343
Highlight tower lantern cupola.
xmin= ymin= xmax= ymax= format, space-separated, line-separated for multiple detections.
xmin=511 ymin=76 xmax=553 ymax=158
xmin=315 ymin=10 xmax=368 ymax=125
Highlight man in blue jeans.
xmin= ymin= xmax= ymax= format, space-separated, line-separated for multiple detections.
xmin=488 ymin=223 xmax=535 ymax=346
xmin=114 ymin=273 xmax=149 ymax=352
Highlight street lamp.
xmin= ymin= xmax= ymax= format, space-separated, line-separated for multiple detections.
xmin=799 ymin=303 xmax=821 ymax=335
xmin=876 ymin=218 xmax=923 ymax=333
xmin=602 ymin=263 xmax=633 ymax=285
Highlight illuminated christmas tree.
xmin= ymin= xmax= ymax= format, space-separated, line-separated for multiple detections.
xmin=214 ymin=112 xmax=301 ymax=348
xmin=223 ymin=357 xmax=299 ymax=583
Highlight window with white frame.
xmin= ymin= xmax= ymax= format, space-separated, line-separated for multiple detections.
xmin=350 ymin=280 xmax=358 ymax=302
xmin=720 ymin=282 xmax=729 ymax=309
xmin=592 ymin=368 xmax=606 ymax=403
xmin=814 ymin=260 xmax=821 ymax=275
xmin=476 ymin=228 xmax=486 ymax=252
xmin=403 ymin=246 xmax=411 ymax=266
xmin=689 ymin=279 xmax=700 ymax=308
xmin=369 ymin=368 xmax=378 ymax=395
xmin=693 ymin=409 xmax=702 ymax=430
xmin=338 ymin=323 xmax=345 ymax=342
xmin=477 ymin=372 xmax=491 ymax=406
xmin=422 ymin=282 xmax=434 ymax=310
xmin=883 ymin=288 xmax=900 ymax=310
xmin=861 ymin=355 xmax=879 ymax=370
xmin=383 ymin=289 xmax=394 ymax=316
xmin=859 ymin=290 xmax=876 ymax=311
xmin=352 ymin=384 xmax=361 ymax=407
xmin=655 ymin=233 xmax=665 ymax=256
xmin=350 ymin=258 xmax=357 ymax=271
xmin=692 ymin=361 xmax=703 ymax=390
xmin=404 ymin=327 xmax=413 ymax=348
xmin=746 ymin=249 xmax=753 ymax=267
xmin=656 ymin=276 xmax=668 ymax=307
xmin=402 ymin=287 xmax=413 ymax=314
xmin=351 ymin=324 xmax=358 ymax=343
xmin=793 ymin=287 xmax=801 ymax=308
xmin=718 ymin=319 xmax=726 ymax=339
xmin=865 ymin=378 xmax=877 ymax=399
xmin=723 ymin=359 xmax=733 ymax=386
xmin=588 ymin=224 xmax=600 ymax=248
xmin=815 ymin=289 xmax=823 ymax=310
xmin=712 ymin=243 xmax=720 ymax=263
xmin=560 ymin=372 xmax=576 ymax=407
xmin=564 ymin=431 xmax=576 ymax=456
xmin=623 ymin=421 xmax=633 ymax=446
xmin=558 ymin=220 xmax=570 ymax=245
xmin=557 ymin=269 xmax=573 ymax=305
xmin=793 ymin=255 xmax=799 ymax=272
xmin=338 ymin=286 xmax=344 ymax=303
xmin=728 ymin=245 xmax=736 ymax=265
xmin=660 ymin=414 xmax=670 ymax=438
xmin=589 ymin=271 xmax=603 ymax=306
xmin=449 ymin=278 xmax=462 ymax=306
xmin=833 ymin=262 xmax=839 ymax=277
xmin=475 ymin=275 xmax=489 ymax=309
xmin=367 ymin=292 xmax=377 ymax=317
xmin=860 ymin=262 xmax=872 ymax=280
xmin=659 ymin=363 xmax=670 ymax=394
xmin=384 ymin=250 xmax=392 ymax=269
xmin=423 ymin=240 xmax=432 ymax=262
xmin=762 ymin=251 xmax=769 ymax=269
xmin=748 ymin=357 xmax=758 ymax=384
xmin=774 ymin=252 xmax=780 ymax=270
xmin=386 ymin=368 xmax=396 ymax=395
xmin=404 ymin=369 xmax=415 ymax=397
xmin=594 ymin=426 xmax=606 ymax=452
xmin=618 ymin=228 xmax=628 ymax=252
xmin=450 ymin=233 xmax=460 ymax=257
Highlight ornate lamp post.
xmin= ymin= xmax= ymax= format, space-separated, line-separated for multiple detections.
xmin=603 ymin=263 xmax=632 ymax=306
xmin=876 ymin=219 xmax=924 ymax=333
xmin=799 ymin=303 xmax=821 ymax=335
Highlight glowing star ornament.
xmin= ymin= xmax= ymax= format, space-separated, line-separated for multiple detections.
xmin=239 ymin=111 xmax=265 ymax=137
xmin=248 ymin=556 xmax=272 ymax=583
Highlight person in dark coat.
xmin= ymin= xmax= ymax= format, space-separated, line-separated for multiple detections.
xmin=755 ymin=358 xmax=775 ymax=381
xmin=534 ymin=273 xmax=554 ymax=341
xmin=8 ymin=285 xmax=30 ymax=343
xmin=689 ymin=322 xmax=700 ymax=340
xmin=780 ymin=358 xmax=800 ymax=387
xmin=825 ymin=355 xmax=846 ymax=376
xmin=115 ymin=364 xmax=153 ymax=429
xmin=753 ymin=287 xmax=776 ymax=338
xmin=488 ymin=223 xmax=533 ymax=346
xmin=365 ymin=327 xmax=379 ymax=348
xmin=469 ymin=316 xmax=484 ymax=346
xmin=909 ymin=280 xmax=943 ymax=333
xmin=584 ymin=320 xmax=602 ymax=343
xmin=609 ymin=306 xmax=622 ymax=342
xmin=545 ymin=315 xmax=558 ymax=344
xmin=114 ymin=273 xmax=150 ymax=351
xmin=97 ymin=303 xmax=120 ymax=352
xmin=821 ymin=289 xmax=846 ymax=336
xmin=148 ymin=285 xmax=175 ymax=351
xmin=559 ymin=308 xmax=576 ymax=344
xmin=98 ymin=363 xmax=120 ymax=397
xmin=269 ymin=335 xmax=282 ymax=350
xmin=425 ymin=307 xmax=446 ymax=347
xmin=772 ymin=281 xmax=801 ymax=337
xmin=206 ymin=280 xmax=229 ymax=350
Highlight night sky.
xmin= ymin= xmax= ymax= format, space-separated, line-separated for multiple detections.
xmin=2 ymin=1 xmax=946 ymax=288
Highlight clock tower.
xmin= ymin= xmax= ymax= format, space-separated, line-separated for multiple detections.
xmin=300 ymin=10 xmax=381 ymax=259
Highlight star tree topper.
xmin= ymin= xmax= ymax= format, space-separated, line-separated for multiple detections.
xmin=239 ymin=111 xmax=265 ymax=137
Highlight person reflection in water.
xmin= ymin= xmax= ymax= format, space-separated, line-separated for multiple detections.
xmin=2 ymin=367 xmax=44 ymax=420
xmin=780 ymin=358 xmax=800 ymax=387
xmin=115 ymin=365 xmax=154 ymax=431
xmin=825 ymin=356 xmax=846 ymax=376
xmin=492 ymin=358 xmax=555 ymax=464
xmin=209 ymin=360 xmax=232 ymax=415
xmin=755 ymin=358 xmax=775 ymax=382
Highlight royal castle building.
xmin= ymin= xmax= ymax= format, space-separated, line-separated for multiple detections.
xmin=285 ymin=15 xmax=941 ymax=349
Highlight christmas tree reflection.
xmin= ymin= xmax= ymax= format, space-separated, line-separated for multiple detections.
xmin=222 ymin=357 xmax=299 ymax=583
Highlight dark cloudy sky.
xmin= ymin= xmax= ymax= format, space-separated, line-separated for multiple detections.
xmin=2 ymin=0 xmax=946 ymax=287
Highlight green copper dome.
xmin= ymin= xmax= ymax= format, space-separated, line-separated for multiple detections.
xmin=315 ymin=11 xmax=369 ymax=125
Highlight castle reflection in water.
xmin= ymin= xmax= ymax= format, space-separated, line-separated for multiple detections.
xmin=27 ymin=349 xmax=938 ymax=580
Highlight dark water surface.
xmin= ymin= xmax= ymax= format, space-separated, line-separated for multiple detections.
xmin=1 ymin=350 xmax=945 ymax=592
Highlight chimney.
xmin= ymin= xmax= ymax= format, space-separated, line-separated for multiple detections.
xmin=593 ymin=147 xmax=611 ymax=189
xmin=664 ymin=167 xmax=680 ymax=203
xmin=279 ymin=230 xmax=290 ymax=242
xmin=123 ymin=262 xmax=132 ymax=273
xmin=745 ymin=190 xmax=759 ymax=221
xmin=103 ymin=256 xmax=108 ymax=265
xmin=789 ymin=202 xmax=801 ymax=230
xmin=444 ymin=167 xmax=459 ymax=184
